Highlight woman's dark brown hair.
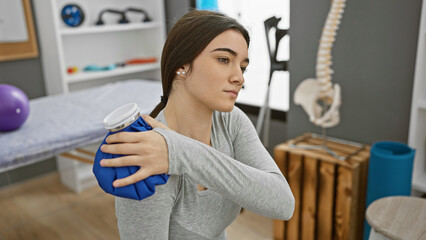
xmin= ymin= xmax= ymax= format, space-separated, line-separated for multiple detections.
xmin=149 ymin=10 xmax=250 ymax=118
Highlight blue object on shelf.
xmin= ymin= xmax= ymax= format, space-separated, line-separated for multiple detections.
xmin=83 ymin=64 xmax=117 ymax=72
xmin=363 ymin=141 xmax=415 ymax=240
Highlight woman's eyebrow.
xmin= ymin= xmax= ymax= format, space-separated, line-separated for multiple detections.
xmin=211 ymin=47 xmax=249 ymax=64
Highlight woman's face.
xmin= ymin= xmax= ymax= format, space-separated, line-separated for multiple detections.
xmin=183 ymin=29 xmax=249 ymax=112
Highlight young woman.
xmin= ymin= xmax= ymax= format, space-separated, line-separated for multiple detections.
xmin=100 ymin=10 xmax=294 ymax=239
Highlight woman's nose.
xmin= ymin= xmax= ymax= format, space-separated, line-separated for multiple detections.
xmin=230 ymin=67 xmax=244 ymax=85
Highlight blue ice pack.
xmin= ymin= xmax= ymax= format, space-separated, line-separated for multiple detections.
xmin=92 ymin=103 xmax=169 ymax=200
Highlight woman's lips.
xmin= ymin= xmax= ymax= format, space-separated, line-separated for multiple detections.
xmin=224 ymin=90 xmax=238 ymax=98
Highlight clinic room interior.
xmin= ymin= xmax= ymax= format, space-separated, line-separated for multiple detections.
xmin=0 ymin=0 xmax=425 ymax=239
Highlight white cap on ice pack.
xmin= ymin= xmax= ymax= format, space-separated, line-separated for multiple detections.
xmin=103 ymin=103 xmax=140 ymax=132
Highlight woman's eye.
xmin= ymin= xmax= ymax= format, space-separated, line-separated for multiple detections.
xmin=218 ymin=57 xmax=230 ymax=64
xmin=241 ymin=66 xmax=248 ymax=73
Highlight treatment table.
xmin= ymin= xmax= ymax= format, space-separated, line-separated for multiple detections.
xmin=0 ymin=79 xmax=162 ymax=191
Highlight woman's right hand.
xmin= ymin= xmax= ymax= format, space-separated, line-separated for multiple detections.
xmin=100 ymin=115 xmax=171 ymax=187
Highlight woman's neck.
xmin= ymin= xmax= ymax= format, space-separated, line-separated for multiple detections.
xmin=163 ymin=93 xmax=213 ymax=146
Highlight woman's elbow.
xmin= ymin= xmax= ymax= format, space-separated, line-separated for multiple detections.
xmin=276 ymin=178 xmax=295 ymax=220
xmin=280 ymin=193 xmax=295 ymax=220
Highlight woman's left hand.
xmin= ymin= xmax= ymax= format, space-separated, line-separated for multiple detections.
xmin=99 ymin=115 xmax=170 ymax=188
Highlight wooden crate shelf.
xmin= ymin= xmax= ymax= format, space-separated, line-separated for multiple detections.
xmin=274 ymin=133 xmax=370 ymax=240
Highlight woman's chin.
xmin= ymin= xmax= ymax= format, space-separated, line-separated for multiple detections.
xmin=216 ymin=104 xmax=235 ymax=113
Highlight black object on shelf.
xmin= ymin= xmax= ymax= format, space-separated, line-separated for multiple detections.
xmin=96 ymin=9 xmax=129 ymax=25
xmin=125 ymin=7 xmax=152 ymax=22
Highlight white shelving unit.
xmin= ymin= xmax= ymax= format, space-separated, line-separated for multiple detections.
xmin=408 ymin=0 xmax=426 ymax=193
xmin=33 ymin=0 xmax=165 ymax=94
xmin=33 ymin=0 xmax=166 ymax=192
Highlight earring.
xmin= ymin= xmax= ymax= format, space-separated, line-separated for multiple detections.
xmin=177 ymin=71 xmax=181 ymax=75
xmin=182 ymin=71 xmax=186 ymax=75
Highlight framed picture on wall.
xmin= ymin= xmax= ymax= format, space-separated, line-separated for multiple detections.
xmin=0 ymin=0 xmax=39 ymax=62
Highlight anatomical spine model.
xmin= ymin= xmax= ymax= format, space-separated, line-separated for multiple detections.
xmin=294 ymin=0 xmax=346 ymax=128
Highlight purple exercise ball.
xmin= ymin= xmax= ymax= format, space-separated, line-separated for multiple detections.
xmin=0 ymin=84 xmax=30 ymax=131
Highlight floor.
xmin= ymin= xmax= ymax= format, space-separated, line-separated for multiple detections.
xmin=0 ymin=172 xmax=273 ymax=240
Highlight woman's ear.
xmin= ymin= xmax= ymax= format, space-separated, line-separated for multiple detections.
xmin=176 ymin=68 xmax=186 ymax=76
xmin=176 ymin=64 xmax=190 ymax=77
xmin=178 ymin=63 xmax=191 ymax=76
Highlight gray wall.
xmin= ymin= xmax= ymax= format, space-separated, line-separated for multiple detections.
xmin=288 ymin=0 xmax=422 ymax=145
xmin=0 ymin=58 xmax=45 ymax=99
xmin=164 ymin=0 xmax=191 ymax=32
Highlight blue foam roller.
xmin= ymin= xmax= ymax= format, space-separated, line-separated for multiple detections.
xmin=363 ymin=141 xmax=415 ymax=240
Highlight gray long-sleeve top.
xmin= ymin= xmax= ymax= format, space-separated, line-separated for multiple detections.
xmin=115 ymin=106 xmax=294 ymax=240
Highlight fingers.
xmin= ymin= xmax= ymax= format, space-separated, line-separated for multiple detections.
xmin=100 ymin=155 xmax=140 ymax=167
xmin=101 ymin=142 xmax=142 ymax=155
xmin=100 ymin=155 xmax=153 ymax=187
xmin=113 ymin=168 xmax=152 ymax=188
xmin=106 ymin=132 xmax=143 ymax=144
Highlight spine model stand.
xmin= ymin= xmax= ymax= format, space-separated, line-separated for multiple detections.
xmin=292 ymin=0 xmax=364 ymax=160
xmin=314 ymin=0 xmax=345 ymax=121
